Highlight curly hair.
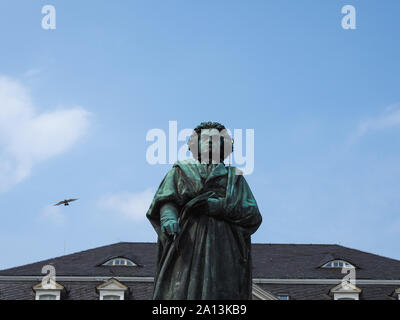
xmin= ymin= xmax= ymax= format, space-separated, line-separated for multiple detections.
xmin=187 ymin=122 xmax=233 ymax=162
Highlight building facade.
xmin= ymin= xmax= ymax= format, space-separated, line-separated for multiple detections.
xmin=0 ymin=242 xmax=399 ymax=300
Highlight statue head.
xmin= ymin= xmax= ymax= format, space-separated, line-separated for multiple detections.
xmin=187 ymin=121 xmax=233 ymax=164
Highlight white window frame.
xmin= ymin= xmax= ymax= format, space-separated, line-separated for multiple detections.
xmin=36 ymin=291 xmax=60 ymax=300
xmin=33 ymin=279 xmax=63 ymax=300
xmin=330 ymin=282 xmax=361 ymax=300
xmin=102 ymin=295 xmax=122 ymax=300
xmin=322 ymin=260 xmax=355 ymax=269
xmin=102 ymin=257 xmax=137 ymax=266
xmin=333 ymin=292 xmax=359 ymax=300
xmin=97 ymin=278 xmax=128 ymax=300
xmin=99 ymin=291 xmax=124 ymax=300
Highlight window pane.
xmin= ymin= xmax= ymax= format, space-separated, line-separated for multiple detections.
xmin=322 ymin=260 xmax=354 ymax=269
xmin=39 ymin=295 xmax=56 ymax=300
xmin=103 ymin=258 xmax=136 ymax=266
xmin=103 ymin=295 xmax=120 ymax=300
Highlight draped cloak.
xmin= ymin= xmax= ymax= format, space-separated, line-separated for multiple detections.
xmin=146 ymin=159 xmax=262 ymax=300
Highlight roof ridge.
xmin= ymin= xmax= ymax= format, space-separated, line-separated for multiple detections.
xmin=1 ymin=242 xmax=399 ymax=275
xmin=332 ymin=244 xmax=400 ymax=263
xmin=0 ymin=242 xmax=155 ymax=272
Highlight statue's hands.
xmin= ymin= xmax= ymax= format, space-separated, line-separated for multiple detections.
xmin=161 ymin=219 xmax=181 ymax=236
xmin=160 ymin=202 xmax=181 ymax=236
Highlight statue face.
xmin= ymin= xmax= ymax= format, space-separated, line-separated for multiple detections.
xmin=188 ymin=124 xmax=233 ymax=164
xmin=198 ymin=129 xmax=222 ymax=164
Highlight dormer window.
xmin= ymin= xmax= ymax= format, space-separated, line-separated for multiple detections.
xmin=329 ymin=282 xmax=362 ymax=300
xmin=322 ymin=260 xmax=355 ymax=268
xmin=97 ymin=278 xmax=128 ymax=300
xmin=102 ymin=258 xmax=137 ymax=266
xmin=33 ymin=279 xmax=64 ymax=300
xmin=395 ymin=288 xmax=400 ymax=300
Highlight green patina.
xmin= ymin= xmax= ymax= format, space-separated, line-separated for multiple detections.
xmin=146 ymin=122 xmax=262 ymax=300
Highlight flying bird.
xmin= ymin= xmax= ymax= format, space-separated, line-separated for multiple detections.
xmin=54 ymin=198 xmax=79 ymax=206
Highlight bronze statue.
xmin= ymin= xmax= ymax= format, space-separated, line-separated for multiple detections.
xmin=146 ymin=122 xmax=262 ymax=299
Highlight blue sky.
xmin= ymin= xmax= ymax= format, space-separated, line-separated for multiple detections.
xmin=0 ymin=0 xmax=400 ymax=270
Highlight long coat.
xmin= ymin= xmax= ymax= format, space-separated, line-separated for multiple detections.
xmin=146 ymin=159 xmax=262 ymax=300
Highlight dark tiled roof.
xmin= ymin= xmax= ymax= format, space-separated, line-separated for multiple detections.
xmin=60 ymin=281 xmax=154 ymax=300
xmin=0 ymin=242 xmax=399 ymax=280
xmin=0 ymin=281 xmax=36 ymax=300
xmin=0 ymin=242 xmax=158 ymax=277
xmin=0 ymin=281 xmax=154 ymax=300
xmin=0 ymin=281 xmax=397 ymax=300
xmin=258 ymin=283 xmax=399 ymax=300
xmin=251 ymin=243 xmax=400 ymax=280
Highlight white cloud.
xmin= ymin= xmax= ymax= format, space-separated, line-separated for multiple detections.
xmin=351 ymin=104 xmax=400 ymax=141
xmin=23 ymin=68 xmax=41 ymax=78
xmin=0 ymin=76 xmax=91 ymax=192
xmin=98 ymin=188 xmax=155 ymax=221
